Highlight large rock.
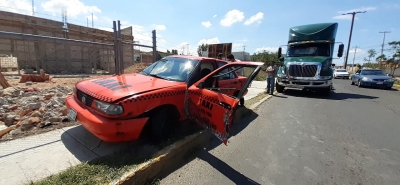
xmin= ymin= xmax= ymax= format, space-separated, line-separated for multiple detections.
xmin=2 ymin=87 xmax=20 ymax=97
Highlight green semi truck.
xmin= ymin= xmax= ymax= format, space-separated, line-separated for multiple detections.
xmin=275 ymin=22 xmax=345 ymax=95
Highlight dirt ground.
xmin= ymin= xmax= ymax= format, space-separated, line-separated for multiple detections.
xmin=0 ymin=63 xmax=152 ymax=142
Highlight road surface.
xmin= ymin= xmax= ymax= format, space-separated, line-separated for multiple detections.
xmin=160 ymin=79 xmax=400 ymax=185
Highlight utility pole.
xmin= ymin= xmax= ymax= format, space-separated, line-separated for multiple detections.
xmin=32 ymin=0 xmax=34 ymax=16
xmin=352 ymin=45 xmax=358 ymax=72
xmin=91 ymin=13 xmax=94 ymax=28
xmin=379 ymin=31 xmax=390 ymax=67
xmin=342 ymin=11 xmax=366 ymax=68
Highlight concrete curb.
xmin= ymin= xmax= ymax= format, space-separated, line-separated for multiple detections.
xmin=110 ymin=93 xmax=274 ymax=185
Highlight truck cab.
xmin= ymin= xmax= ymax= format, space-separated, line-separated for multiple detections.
xmin=275 ymin=23 xmax=344 ymax=95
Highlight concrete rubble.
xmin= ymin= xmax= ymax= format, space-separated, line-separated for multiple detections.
xmin=0 ymin=85 xmax=73 ymax=140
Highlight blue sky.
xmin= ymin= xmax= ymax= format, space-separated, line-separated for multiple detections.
xmin=1 ymin=0 xmax=399 ymax=65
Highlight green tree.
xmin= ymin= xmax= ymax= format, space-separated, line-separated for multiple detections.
xmin=376 ymin=54 xmax=387 ymax=62
xmin=367 ymin=49 xmax=377 ymax=62
xmin=197 ymin=44 xmax=208 ymax=57
xmin=387 ymin=41 xmax=400 ymax=76
xmin=251 ymin=50 xmax=280 ymax=66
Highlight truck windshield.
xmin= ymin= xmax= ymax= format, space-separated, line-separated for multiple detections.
xmin=287 ymin=43 xmax=330 ymax=57
xmin=140 ymin=57 xmax=199 ymax=82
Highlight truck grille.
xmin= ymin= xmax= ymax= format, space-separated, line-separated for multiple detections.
xmin=288 ymin=65 xmax=318 ymax=77
xmin=76 ymin=89 xmax=95 ymax=107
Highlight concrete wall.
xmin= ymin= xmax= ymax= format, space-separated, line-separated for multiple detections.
xmin=0 ymin=11 xmax=135 ymax=74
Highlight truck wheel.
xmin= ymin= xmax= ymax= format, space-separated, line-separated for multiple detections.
xmin=357 ymin=80 xmax=363 ymax=87
xmin=276 ymin=82 xmax=284 ymax=93
xmin=149 ymin=107 xmax=177 ymax=143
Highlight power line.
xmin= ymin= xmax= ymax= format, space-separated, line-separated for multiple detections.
xmin=342 ymin=11 xmax=367 ymax=68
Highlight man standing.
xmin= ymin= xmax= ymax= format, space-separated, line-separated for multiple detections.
xmin=266 ymin=61 xmax=278 ymax=95
xmin=217 ymin=53 xmax=223 ymax=60
xmin=227 ymin=54 xmax=244 ymax=76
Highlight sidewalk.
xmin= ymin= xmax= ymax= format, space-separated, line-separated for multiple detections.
xmin=0 ymin=80 xmax=267 ymax=185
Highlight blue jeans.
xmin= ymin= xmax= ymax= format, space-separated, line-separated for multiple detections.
xmin=266 ymin=77 xmax=275 ymax=93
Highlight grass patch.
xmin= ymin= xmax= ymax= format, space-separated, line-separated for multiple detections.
xmin=244 ymin=92 xmax=269 ymax=108
xmin=29 ymin=124 xmax=201 ymax=185
xmin=29 ymin=153 xmax=148 ymax=185
xmin=244 ymin=67 xmax=267 ymax=81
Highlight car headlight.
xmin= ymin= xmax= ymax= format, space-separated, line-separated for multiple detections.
xmin=385 ymin=79 xmax=394 ymax=82
xmin=93 ymin=100 xmax=124 ymax=115
xmin=277 ymin=74 xmax=286 ymax=77
xmin=362 ymin=77 xmax=372 ymax=81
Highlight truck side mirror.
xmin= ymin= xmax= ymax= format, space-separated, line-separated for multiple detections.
xmin=338 ymin=44 xmax=344 ymax=58
xmin=278 ymin=47 xmax=282 ymax=59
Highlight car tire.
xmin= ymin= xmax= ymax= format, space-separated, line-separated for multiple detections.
xmin=384 ymin=87 xmax=392 ymax=90
xmin=351 ymin=79 xmax=355 ymax=85
xmin=276 ymin=82 xmax=284 ymax=93
xmin=357 ymin=80 xmax=363 ymax=87
xmin=149 ymin=107 xmax=177 ymax=143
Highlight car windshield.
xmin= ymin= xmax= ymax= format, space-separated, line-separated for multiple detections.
xmin=361 ymin=70 xmax=385 ymax=76
xmin=287 ymin=43 xmax=330 ymax=57
xmin=336 ymin=69 xmax=347 ymax=72
xmin=140 ymin=57 xmax=199 ymax=82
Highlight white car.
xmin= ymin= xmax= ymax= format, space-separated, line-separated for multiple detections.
xmin=333 ymin=69 xmax=350 ymax=79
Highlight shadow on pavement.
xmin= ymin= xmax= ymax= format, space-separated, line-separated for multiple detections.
xmin=282 ymin=89 xmax=378 ymax=100
xmin=61 ymin=125 xmax=140 ymax=162
xmin=198 ymin=152 xmax=261 ymax=185
xmin=190 ymin=108 xmax=261 ymax=184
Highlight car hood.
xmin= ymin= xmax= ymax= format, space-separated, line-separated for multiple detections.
xmin=285 ymin=56 xmax=329 ymax=63
xmin=361 ymin=75 xmax=392 ymax=80
xmin=76 ymin=73 xmax=183 ymax=103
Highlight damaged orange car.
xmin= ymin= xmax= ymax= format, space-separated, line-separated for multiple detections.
xmin=65 ymin=55 xmax=263 ymax=145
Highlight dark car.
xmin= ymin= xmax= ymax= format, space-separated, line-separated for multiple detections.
xmin=350 ymin=69 xmax=394 ymax=90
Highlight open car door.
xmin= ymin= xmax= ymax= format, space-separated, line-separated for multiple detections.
xmin=185 ymin=62 xmax=264 ymax=145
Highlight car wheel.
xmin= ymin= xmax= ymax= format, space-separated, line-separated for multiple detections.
xmin=357 ymin=80 xmax=362 ymax=87
xmin=149 ymin=107 xmax=177 ymax=143
xmin=351 ymin=79 xmax=355 ymax=85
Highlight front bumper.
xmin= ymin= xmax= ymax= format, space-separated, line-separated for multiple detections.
xmin=360 ymin=81 xmax=394 ymax=88
xmin=277 ymin=77 xmax=332 ymax=89
xmin=65 ymin=95 xmax=149 ymax=142
xmin=334 ymin=74 xmax=350 ymax=79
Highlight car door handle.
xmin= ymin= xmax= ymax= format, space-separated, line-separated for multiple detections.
xmin=219 ymin=102 xmax=232 ymax=110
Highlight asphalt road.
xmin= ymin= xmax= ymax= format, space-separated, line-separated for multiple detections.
xmin=160 ymin=79 xmax=400 ymax=185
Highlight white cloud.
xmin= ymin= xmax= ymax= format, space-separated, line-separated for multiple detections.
xmin=220 ymin=9 xmax=244 ymax=27
xmin=152 ymin=24 xmax=166 ymax=31
xmin=333 ymin=15 xmax=359 ymax=20
xmin=41 ymin=0 xmax=101 ymax=18
xmin=236 ymin=39 xmax=248 ymax=42
xmin=0 ymin=0 xmax=34 ymax=15
xmin=349 ymin=48 xmax=364 ymax=54
xmin=255 ymin=47 xmax=279 ymax=53
xmin=337 ymin=6 xmax=377 ymax=14
xmin=244 ymin=12 xmax=264 ymax=25
xmin=333 ymin=6 xmax=376 ymax=20
xmin=197 ymin=37 xmax=220 ymax=46
xmin=201 ymin=21 xmax=212 ymax=28
xmin=213 ymin=15 xmax=217 ymax=18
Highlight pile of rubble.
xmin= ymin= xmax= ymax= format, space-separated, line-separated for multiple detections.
xmin=0 ymin=85 xmax=74 ymax=140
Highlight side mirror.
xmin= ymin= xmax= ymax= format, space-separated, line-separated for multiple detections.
xmin=386 ymin=73 xmax=390 ymax=76
xmin=278 ymin=47 xmax=282 ymax=59
xmin=331 ymin=63 xmax=336 ymax=67
xmin=337 ymin=44 xmax=344 ymax=58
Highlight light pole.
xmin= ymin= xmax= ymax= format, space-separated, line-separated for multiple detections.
xmin=343 ymin=11 xmax=366 ymax=69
